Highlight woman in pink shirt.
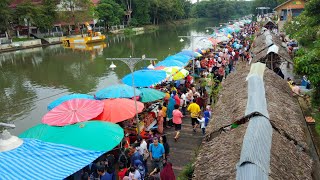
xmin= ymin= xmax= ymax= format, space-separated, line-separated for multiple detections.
xmin=172 ymin=104 xmax=183 ymax=141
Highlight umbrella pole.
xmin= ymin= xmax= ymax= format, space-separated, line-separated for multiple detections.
xmin=131 ymin=72 xmax=140 ymax=134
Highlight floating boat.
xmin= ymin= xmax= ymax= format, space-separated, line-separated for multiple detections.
xmin=61 ymin=22 xmax=106 ymax=45
xmin=61 ymin=33 xmax=106 ymax=45
xmin=62 ymin=42 xmax=107 ymax=51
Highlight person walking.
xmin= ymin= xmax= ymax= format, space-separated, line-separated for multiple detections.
xmin=162 ymin=102 xmax=168 ymax=128
xmin=187 ymin=99 xmax=201 ymax=132
xmin=149 ymin=137 xmax=165 ymax=170
xmin=172 ymin=104 xmax=183 ymax=141
xmin=157 ymin=105 xmax=164 ymax=134
xmin=167 ymin=95 xmax=175 ymax=127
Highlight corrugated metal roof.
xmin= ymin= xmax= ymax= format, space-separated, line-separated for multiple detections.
xmin=236 ymin=116 xmax=272 ymax=180
xmin=236 ymin=64 xmax=273 ymax=180
xmin=245 ymin=75 xmax=269 ymax=118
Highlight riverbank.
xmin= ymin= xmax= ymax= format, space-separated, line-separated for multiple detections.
xmin=0 ymin=37 xmax=62 ymax=54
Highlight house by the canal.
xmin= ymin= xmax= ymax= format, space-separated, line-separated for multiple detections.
xmin=274 ymin=0 xmax=306 ymax=29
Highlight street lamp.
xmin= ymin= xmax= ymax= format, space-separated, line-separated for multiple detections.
xmin=106 ymin=55 xmax=157 ymax=133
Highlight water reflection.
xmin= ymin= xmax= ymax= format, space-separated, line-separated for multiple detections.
xmin=0 ymin=19 xmax=219 ymax=134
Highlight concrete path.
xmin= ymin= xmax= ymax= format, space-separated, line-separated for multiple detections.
xmin=162 ymin=116 xmax=203 ymax=176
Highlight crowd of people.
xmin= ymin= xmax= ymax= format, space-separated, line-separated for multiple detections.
xmin=66 ymin=21 xmax=259 ymax=180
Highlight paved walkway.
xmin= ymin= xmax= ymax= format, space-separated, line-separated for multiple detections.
xmin=161 ymin=116 xmax=203 ymax=176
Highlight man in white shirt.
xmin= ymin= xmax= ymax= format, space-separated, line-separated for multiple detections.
xmin=180 ymin=92 xmax=187 ymax=115
xmin=195 ymin=59 xmax=201 ymax=75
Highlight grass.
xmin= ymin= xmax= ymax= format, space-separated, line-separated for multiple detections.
xmin=177 ymin=147 xmax=200 ymax=180
xmin=178 ymin=163 xmax=194 ymax=180
xmin=123 ymin=28 xmax=135 ymax=35
xmin=312 ymin=106 xmax=320 ymax=134
xmin=12 ymin=37 xmax=34 ymax=42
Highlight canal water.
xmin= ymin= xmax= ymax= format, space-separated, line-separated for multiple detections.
xmin=0 ymin=19 xmax=219 ymax=135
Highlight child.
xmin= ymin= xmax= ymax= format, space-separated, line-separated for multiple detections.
xmin=204 ymin=106 xmax=211 ymax=127
xmin=197 ymin=115 xmax=206 ymax=135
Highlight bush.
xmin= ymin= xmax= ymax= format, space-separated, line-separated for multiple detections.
xmin=178 ymin=163 xmax=194 ymax=180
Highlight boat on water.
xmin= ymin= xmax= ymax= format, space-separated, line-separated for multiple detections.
xmin=62 ymin=42 xmax=107 ymax=51
xmin=61 ymin=22 xmax=106 ymax=45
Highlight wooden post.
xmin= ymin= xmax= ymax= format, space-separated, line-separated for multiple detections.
xmin=270 ymin=53 xmax=274 ymax=70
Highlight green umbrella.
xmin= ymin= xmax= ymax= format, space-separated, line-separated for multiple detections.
xmin=139 ymin=88 xmax=166 ymax=103
xmin=19 ymin=121 xmax=124 ymax=151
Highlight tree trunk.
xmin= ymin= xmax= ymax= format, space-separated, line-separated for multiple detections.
xmin=27 ymin=20 xmax=30 ymax=38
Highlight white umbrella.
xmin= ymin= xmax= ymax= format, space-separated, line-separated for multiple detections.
xmin=0 ymin=130 xmax=23 ymax=152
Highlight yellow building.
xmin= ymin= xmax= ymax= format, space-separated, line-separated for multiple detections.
xmin=274 ymin=0 xmax=306 ymax=21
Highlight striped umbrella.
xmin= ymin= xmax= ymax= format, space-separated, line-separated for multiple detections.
xmin=42 ymin=99 xmax=104 ymax=126
xmin=47 ymin=94 xmax=95 ymax=111
xmin=173 ymin=69 xmax=189 ymax=80
xmin=0 ymin=138 xmax=104 ymax=180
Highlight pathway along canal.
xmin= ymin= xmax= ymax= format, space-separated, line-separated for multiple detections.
xmin=0 ymin=19 xmax=219 ymax=135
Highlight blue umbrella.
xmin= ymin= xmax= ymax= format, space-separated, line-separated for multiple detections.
xmin=122 ymin=70 xmax=167 ymax=87
xmin=155 ymin=60 xmax=185 ymax=67
xmin=176 ymin=50 xmax=198 ymax=57
xmin=95 ymin=84 xmax=141 ymax=99
xmin=0 ymin=138 xmax=104 ymax=180
xmin=47 ymin=94 xmax=94 ymax=110
xmin=164 ymin=55 xmax=191 ymax=64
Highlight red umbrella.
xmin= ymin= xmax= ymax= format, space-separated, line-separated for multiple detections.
xmin=42 ymin=99 xmax=104 ymax=126
xmin=94 ymin=98 xmax=144 ymax=123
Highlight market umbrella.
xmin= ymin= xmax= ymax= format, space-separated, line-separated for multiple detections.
xmin=47 ymin=94 xmax=95 ymax=111
xmin=177 ymin=50 xmax=198 ymax=57
xmin=94 ymin=98 xmax=144 ymax=123
xmin=164 ymin=55 xmax=191 ymax=64
xmin=173 ymin=69 xmax=189 ymax=80
xmin=163 ymin=66 xmax=180 ymax=76
xmin=154 ymin=66 xmax=165 ymax=70
xmin=95 ymin=84 xmax=142 ymax=99
xmin=42 ymin=99 xmax=104 ymax=126
xmin=19 ymin=121 xmax=124 ymax=151
xmin=0 ymin=138 xmax=105 ymax=180
xmin=208 ymin=37 xmax=221 ymax=45
xmin=155 ymin=60 xmax=185 ymax=68
xmin=139 ymin=88 xmax=166 ymax=103
xmin=122 ymin=70 xmax=167 ymax=87
xmin=0 ymin=130 xmax=23 ymax=152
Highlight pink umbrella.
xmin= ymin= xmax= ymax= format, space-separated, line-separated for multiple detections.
xmin=154 ymin=66 xmax=165 ymax=70
xmin=208 ymin=37 xmax=221 ymax=45
xmin=42 ymin=99 xmax=104 ymax=126
xmin=94 ymin=98 xmax=144 ymax=123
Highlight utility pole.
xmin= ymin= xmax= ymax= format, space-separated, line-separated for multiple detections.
xmin=106 ymin=55 xmax=157 ymax=134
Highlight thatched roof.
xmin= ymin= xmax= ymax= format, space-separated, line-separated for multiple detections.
xmin=252 ymin=44 xmax=291 ymax=63
xmin=193 ymin=64 xmax=313 ymax=179
xmin=263 ymin=21 xmax=277 ymax=29
xmin=205 ymin=64 xmax=307 ymax=148
xmin=251 ymin=30 xmax=291 ymax=63
xmin=193 ymin=124 xmax=313 ymax=180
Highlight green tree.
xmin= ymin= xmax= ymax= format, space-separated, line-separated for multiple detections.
xmin=132 ymin=0 xmax=151 ymax=25
xmin=0 ymin=0 xmax=12 ymax=35
xmin=58 ymin=0 xmax=94 ymax=34
xmin=95 ymin=0 xmax=124 ymax=30
xmin=33 ymin=0 xmax=57 ymax=33
xmin=15 ymin=1 xmax=40 ymax=37
xmin=284 ymin=0 xmax=320 ymax=105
